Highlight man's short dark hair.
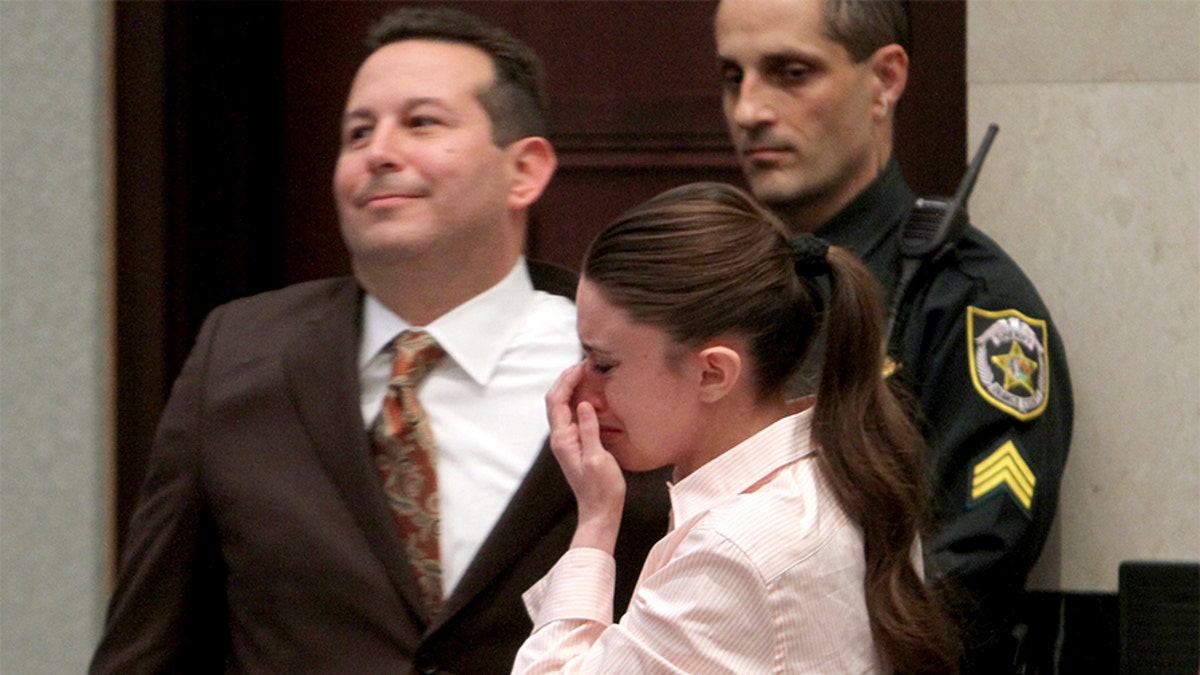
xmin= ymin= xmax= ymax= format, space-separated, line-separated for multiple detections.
xmin=821 ymin=0 xmax=912 ymax=62
xmin=367 ymin=6 xmax=548 ymax=145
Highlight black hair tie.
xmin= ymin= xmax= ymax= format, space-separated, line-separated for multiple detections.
xmin=791 ymin=234 xmax=831 ymax=278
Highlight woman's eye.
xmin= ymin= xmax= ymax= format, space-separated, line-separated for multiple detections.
xmin=590 ymin=360 xmax=615 ymax=375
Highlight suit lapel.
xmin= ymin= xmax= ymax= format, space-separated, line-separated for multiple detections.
xmin=434 ymin=442 xmax=574 ymax=623
xmin=429 ymin=261 xmax=582 ymax=629
xmin=280 ymin=279 xmax=428 ymax=617
xmin=279 ymin=267 xmax=587 ymax=633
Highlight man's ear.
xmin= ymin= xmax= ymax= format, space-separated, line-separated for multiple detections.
xmin=696 ymin=344 xmax=742 ymax=404
xmin=869 ymin=44 xmax=908 ymax=120
xmin=506 ymin=136 xmax=557 ymax=210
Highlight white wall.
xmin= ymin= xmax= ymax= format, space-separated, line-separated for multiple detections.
xmin=0 ymin=1 xmax=113 ymax=671
xmin=967 ymin=0 xmax=1200 ymax=592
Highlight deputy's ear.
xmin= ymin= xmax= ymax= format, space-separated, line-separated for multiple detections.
xmin=868 ymin=43 xmax=908 ymax=121
xmin=696 ymin=344 xmax=742 ymax=404
xmin=506 ymin=136 xmax=557 ymax=210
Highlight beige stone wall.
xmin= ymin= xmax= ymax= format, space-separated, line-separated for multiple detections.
xmin=0 ymin=1 xmax=113 ymax=670
xmin=967 ymin=0 xmax=1200 ymax=591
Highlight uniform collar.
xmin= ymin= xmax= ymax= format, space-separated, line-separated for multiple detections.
xmin=817 ymin=157 xmax=915 ymax=260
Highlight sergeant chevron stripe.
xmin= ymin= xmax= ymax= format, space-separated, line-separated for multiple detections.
xmin=972 ymin=440 xmax=1036 ymax=510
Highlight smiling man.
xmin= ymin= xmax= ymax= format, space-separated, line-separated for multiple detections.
xmin=90 ymin=8 xmax=668 ymax=673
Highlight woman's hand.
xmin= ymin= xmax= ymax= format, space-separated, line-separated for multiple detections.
xmin=546 ymin=363 xmax=625 ymax=553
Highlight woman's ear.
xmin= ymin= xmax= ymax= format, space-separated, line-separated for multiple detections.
xmin=505 ymin=136 xmax=557 ymax=210
xmin=696 ymin=344 xmax=742 ymax=404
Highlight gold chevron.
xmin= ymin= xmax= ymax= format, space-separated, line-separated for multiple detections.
xmin=972 ymin=441 xmax=1036 ymax=510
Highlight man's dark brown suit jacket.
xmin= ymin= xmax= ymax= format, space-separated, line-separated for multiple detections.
xmin=90 ymin=262 xmax=671 ymax=674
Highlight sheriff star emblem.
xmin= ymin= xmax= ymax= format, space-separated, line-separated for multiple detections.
xmin=967 ymin=307 xmax=1050 ymax=420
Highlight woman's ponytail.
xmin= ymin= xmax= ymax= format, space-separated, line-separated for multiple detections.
xmin=809 ymin=244 xmax=962 ymax=673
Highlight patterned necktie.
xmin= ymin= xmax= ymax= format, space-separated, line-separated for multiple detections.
xmin=371 ymin=330 xmax=446 ymax=618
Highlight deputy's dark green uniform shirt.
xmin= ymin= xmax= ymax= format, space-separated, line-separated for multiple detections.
xmin=818 ymin=159 xmax=1074 ymax=667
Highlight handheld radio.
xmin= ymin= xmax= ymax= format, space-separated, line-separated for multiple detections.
xmin=884 ymin=123 xmax=999 ymax=346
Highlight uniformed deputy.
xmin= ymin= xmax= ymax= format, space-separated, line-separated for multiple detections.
xmin=714 ymin=0 xmax=1074 ymax=671
xmin=823 ymin=157 xmax=1073 ymax=669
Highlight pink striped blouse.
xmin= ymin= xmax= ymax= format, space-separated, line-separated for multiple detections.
xmin=513 ymin=409 xmax=885 ymax=674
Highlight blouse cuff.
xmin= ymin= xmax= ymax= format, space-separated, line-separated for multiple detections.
xmin=522 ymin=547 xmax=616 ymax=629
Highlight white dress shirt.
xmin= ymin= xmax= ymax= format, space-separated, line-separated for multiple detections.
xmin=360 ymin=258 xmax=580 ymax=596
xmin=514 ymin=409 xmax=886 ymax=674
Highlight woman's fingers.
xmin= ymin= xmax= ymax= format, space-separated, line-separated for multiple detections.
xmin=546 ymin=363 xmax=583 ymax=424
xmin=546 ymin=364 xmax=623 ymax=511
xmin=575 ymin=400 xmax=602 ymax=458
xmin=547 ymin=364 xmax=584 ymax=471
xmin=575 ymin=400 xmax=625 ymax=492
xmin=549 ymin=362 xmax=580 ymax=410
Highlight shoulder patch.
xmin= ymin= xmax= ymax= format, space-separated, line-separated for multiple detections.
xmin=967 ymin=306 xmax=1050 ymax=420
xmin=971 ymin=439 xmax=1035 ymax=512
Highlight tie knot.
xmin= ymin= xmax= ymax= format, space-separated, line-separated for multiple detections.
xmin=388 ymin=331 xmax=445 ymax=389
